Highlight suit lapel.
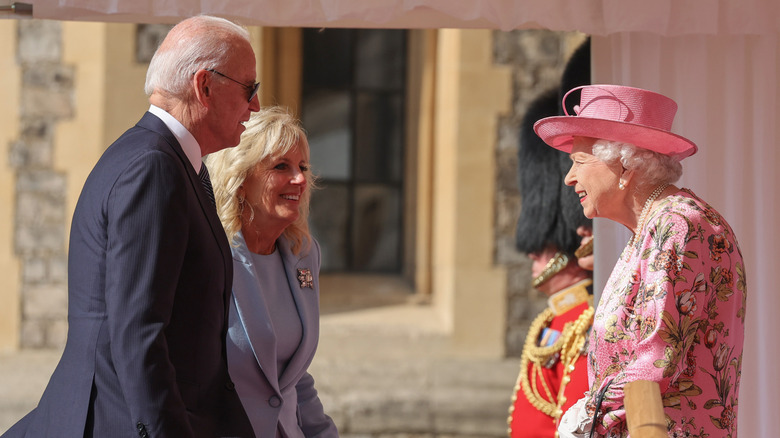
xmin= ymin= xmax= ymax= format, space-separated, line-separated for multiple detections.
xmin=136 ymin=112 xmax=232 ymax=310
xmin=277 ymin=237 xmax=319 ymax=390
xmin=231 ymin=233 xmax=281 ymax=393
xmin=136 ymin=112 xmax=225 ymax=249
xmin=230 ymin=234 xmax=321 ymax=393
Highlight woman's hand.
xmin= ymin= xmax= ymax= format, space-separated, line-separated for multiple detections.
xmin=557 ymin=397 xmax=593 ymax=438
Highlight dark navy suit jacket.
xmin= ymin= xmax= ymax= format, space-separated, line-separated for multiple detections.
xmin=2 ymin=113 xmax=254 ymax=438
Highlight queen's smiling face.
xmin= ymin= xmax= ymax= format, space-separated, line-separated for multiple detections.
xmin=564 ymin=137 xmax=626 ymax=221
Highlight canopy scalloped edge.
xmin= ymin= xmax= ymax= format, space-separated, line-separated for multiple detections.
xmin=4 ymin=0 xmax=780 ymax=36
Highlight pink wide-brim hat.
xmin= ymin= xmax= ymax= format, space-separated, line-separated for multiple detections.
xmin=533 ymin=84 xmax=698 ymax=160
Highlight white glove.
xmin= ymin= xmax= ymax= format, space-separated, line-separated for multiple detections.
xmin=557 ymin=397 xmax=593 ymax=438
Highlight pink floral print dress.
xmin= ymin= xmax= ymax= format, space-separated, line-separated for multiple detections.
xmin=587 ymin=189 xmax=746 ymax=437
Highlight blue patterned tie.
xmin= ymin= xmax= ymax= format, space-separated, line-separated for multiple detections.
xmin=198 ymin=162 xmax=216 ymax=208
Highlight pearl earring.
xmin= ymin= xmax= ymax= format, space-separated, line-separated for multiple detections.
xmin=619 ymin=181 xmax=626 ymax=190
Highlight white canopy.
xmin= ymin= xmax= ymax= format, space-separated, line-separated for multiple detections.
xmin=0 ymin=0 xmax=777 ymax=36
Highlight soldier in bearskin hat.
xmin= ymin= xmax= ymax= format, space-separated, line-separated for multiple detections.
xmin=507 ymin=38 xmax=593 ymax=438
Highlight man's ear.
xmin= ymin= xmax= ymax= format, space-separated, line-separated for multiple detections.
xmin=192 ymin=70 xmax=212 ymax=106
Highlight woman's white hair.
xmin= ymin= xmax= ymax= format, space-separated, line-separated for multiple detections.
xmin=205 ymin=106 xmax=316 ymax=255
xmin=144 ymin=15 xmax=250 ymax=98
xmin=592 ymin=139 xmax=683 ymax=187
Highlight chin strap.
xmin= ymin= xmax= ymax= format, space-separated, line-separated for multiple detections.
xmin=532 ymin=252 xmax=570 ymax=288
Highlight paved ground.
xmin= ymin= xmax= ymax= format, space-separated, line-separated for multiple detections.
xmin=0 ymin=282 xmax=519 ymax=437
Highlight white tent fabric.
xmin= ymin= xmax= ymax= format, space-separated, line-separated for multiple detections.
xmin=3 ymin=0 xmax=778 ymax=35
xmin=592 ymin=33 xmax=779 ymax=437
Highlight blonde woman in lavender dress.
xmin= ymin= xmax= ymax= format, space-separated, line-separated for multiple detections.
xmin=534 ymin=85 xmax=746 ymax=438
xmin=206 ymin=107 xmax=338 ymax=438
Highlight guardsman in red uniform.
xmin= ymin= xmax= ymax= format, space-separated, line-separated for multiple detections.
xmin=506 ymin=238 xmax=593 ymax=438
xmin=507 ymin=38 xmax=593 ymax=438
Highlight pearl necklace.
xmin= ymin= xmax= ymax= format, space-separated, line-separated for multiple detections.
xmin=627 ymin=183 xmax=669 ymax=249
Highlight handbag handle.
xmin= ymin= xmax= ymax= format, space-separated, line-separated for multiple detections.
xmin=588 ymin=379 xmax=613 ymax=438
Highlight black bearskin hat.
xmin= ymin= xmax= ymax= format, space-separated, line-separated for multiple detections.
xmin=515 ymin=38 xmax=591 ymax=256
xmin=559 ymin=37 xmax=591 ymax=117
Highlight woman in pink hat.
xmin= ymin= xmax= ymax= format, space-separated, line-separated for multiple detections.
xmin=535 ymin=85 xmax=746 ymax=438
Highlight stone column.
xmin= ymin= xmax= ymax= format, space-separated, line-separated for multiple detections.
xmin=431 ymin=29 xmax=512 ymax=358
xmin=11 ymin=20 xmax=74 ymax=348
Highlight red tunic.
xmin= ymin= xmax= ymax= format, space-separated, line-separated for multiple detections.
xmin=509 ymin=300 xmax=591 ymax=438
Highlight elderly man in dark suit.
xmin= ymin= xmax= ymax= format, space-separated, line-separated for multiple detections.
xmin=3 ymin=15 xmax=260 ymax=438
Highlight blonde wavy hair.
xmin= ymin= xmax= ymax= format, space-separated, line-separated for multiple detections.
xmin=205 ymin=106 xmax=316 ymax=255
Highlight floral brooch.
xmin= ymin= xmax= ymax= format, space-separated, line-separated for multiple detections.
xmin=297 ymin=268 xmax=314 ymax=289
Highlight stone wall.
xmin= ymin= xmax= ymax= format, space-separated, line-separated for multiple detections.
xmin=12 ymin=20 xmax=73 ymax=348
xmin=493 ymin=30 xmax=587 ymax=356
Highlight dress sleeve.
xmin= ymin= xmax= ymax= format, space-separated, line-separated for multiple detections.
xmin=296 ymin=371 xmax=339 ymax=437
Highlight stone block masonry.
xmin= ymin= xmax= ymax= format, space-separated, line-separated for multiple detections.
xmin=12 ymin=20 xmax=73 ymax=348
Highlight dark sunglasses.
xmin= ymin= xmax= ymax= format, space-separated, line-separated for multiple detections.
xmin=204 ymin=68 xmax=259 ymax=103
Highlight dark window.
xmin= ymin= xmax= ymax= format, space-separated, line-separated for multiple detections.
xmin=302 ymin=29 xmax=406 ymax=273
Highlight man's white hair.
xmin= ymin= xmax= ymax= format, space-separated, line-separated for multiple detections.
xmin=144 ymin=15 xmax=250 ymax=98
